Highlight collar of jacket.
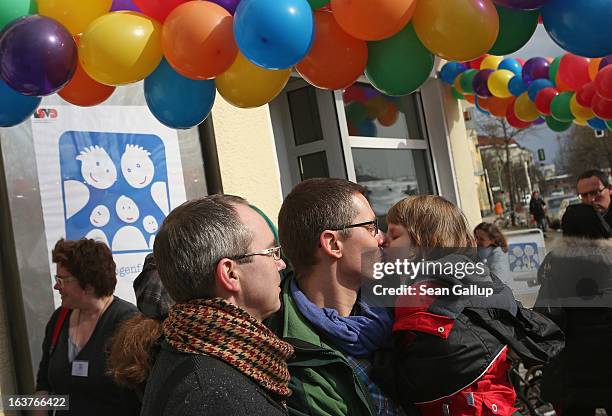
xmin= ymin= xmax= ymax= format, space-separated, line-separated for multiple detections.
xmin=267 ymin=273 xmax=378 ymax=415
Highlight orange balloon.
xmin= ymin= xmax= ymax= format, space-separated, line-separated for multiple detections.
xmin=162 ymin=1 xmax=237 ymax=80
xmin=331 ymin=0 xmax=416 ymax=41
xmin=296 ymin=11 xmax=368 ymax=90
xmin=464 ymin=94 xmax=476 ymax=104
xmin=589 ymin=58 xmax=602 ymax=81
xmin=477 ymin=96 xmax=491 ymax=110
xmin=413 ymin=0 xmax=499 ymax=61
xmin=487 ymin=96 xmax=513 ymax=117
xmin=59 ymin=35 xmax=115 ymax=106
xmin=378 ymin=102 xmax=399 ymax=126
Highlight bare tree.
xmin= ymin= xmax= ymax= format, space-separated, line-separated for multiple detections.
xmin=475 ymin=114 xmax=535 ymax=225
xmin=557 ymin=126 xmax=612 ymax=177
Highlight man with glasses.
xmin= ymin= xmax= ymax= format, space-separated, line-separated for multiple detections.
xmin=140 ymin=195 xmax=294 ymax=416
xmin=576 ymin=169 xmax=612 ymax=227
xmin=269 ymin=178 xmax=408 ymax=416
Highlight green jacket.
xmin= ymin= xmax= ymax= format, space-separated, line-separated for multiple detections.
xmin=267 ymin=275 xmax=377 ymax=416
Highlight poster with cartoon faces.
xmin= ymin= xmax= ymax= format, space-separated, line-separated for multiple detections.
xmin=59 ymin=131 xmax=169 ymax=254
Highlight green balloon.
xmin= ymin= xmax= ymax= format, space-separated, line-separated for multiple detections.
xmin=306 ymin=0 xmax=330 ymax=9
xmin=451 ymin=86 xmax=465 ymax=100
xmin=549 ymin=56 xmax=562 ymax=85
xmin=0 ymin=0 xmax=36 ymax=31
xmin=459 ymin=69 xmax=478 ymax=95
xmin=365 ymin=23 xmax=434 ymax=96
xmin=489 ymin=5 xmax=539 ymax=55
xmin=550 ymin=91 xmax=574 ymax=122
xmin=545 ymin=115 xmax=572 ymax=132
xmin=607 ymin=119 xmax=612 ymax=130
xmin=345 ymin=102 xmax=367 ymax=125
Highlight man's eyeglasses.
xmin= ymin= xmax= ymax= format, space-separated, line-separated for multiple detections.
xmin=54 ymin=275 xmax=75 ymax=288
xmin=232 ymin=246 xmax=283 ymax=261
xmin=332 ymin=219 xmax=379 ymax=237
xmin=579 ymin=187 xmax=607 ymax=200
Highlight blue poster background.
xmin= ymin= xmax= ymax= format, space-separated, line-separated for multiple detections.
xmin=59 ymin=131 xmax=169 ymax=254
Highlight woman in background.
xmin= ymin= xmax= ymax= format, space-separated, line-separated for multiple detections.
xmin=474 ymin=222 xmax=511 ymax=285
xmin=35 ymin=238 xmax=139 ymax=415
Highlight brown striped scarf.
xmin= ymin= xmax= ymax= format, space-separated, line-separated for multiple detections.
xmin=163 ymin=298 xmax=294 ymax=400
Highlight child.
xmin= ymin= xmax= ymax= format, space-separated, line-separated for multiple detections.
xmin=474 ymin=222 xmax=510 ymax=285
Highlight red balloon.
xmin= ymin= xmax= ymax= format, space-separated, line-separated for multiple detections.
xmin=558 ymin=53 xmax=591 ymax=91
xmin=506 ymin=99 xmax=532 ymax=128
xmin=534 ymin=87 xmax=558 ymax=116
xmin=516 ymin=58 xmax=525 ymax=66
xmin=488 ymin=96 xmax=513 ymax=117
xmin=343 ymin=85 xmax=367 ymax=103
xmin=595 ymin=65 xmax=612 ymax=101
xmin=576 ymin=81 xmax=597 ymax=107
xmin=592 ymin=93 xmax=612 ymax=120
xmin=133 ymin=0 xmax=188 ymax=22
xmin=464 ymin=94 xmax=476 ymax=104
xmin=469 ymin=55 xmax=487 ymax=70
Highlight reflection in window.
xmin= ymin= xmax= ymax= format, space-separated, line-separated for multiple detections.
xmin=342 ymin=83 xmax=423 ymax=140
xmin=288 ymin=87 xmax=324 ymax=146
xmin=352 ymin=148 xmax=432 ymax=229
xmin=299 ymin=151 xmax=329 ymax=180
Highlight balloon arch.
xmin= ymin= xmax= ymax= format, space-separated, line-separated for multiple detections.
xmin=0 ymin=0 xmax=611 ymax=131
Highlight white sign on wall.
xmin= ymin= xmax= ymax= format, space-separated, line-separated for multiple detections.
xmin=32 ymin=105 xmax=187 ymax=306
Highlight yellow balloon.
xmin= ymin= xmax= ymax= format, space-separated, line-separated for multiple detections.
xmin=573 ymin=117 xmax=587 ymax=126
xmin=215 ymin=53 xmax=291 ymax=108
xmin=480 ymin=55 xmax=504 ymax=70
xmin=413 ymin=0 xmax=499 ymax=61
xmin=514 ymin=92 xmax=539 ymax=122
xmin=80 ymin=12 xmax=162 ymax=86
xmin=487 ymin=70 xmax=514 ymax=98
xmin=570 ymin=93 xmax=595 ymax=120
xmin=38 ymin=0 xmax=112 ymax=35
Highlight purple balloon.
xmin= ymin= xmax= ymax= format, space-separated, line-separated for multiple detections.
xmin=533 ymin=117 xmax=545 ymax=125
xmin=493 ymin=0 xmax=550 ymax=10
xmin=209 ymin=0 xmax=241 ymax=14
xmin=600 ymin=55 xmax=612 ymax=70
xmin=0 ymin=16 xmax=76 ymax=96
xmin=110 ymin=0 xmax=141 ymax=12
xmin=472 ymin=69 xmax=494 ymax=98
xmin=522 ymin=57 xmax=549 ymax=86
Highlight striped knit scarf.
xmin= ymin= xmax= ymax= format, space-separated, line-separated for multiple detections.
xmin=163 ymin=298 xmax=294 ymax=400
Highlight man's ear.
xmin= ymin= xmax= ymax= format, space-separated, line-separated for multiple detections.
xmin=215 ymin=258 xmax=240 ymax=293
xmin=319 ymin=230 xmax=343 ymax=260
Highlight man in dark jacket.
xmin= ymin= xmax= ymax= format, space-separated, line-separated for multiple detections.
xmin=140 ymin=195 xmax=293 ymax=416
xmin=535 ymin=203 xmax=612 ymax=415
xmin=270 ymin=178 xmax=406 ymax=416
xmin=576 ymin=169 xmax=612 ymax=228
xmin=529 ymin=190 xmax=547 ymax=232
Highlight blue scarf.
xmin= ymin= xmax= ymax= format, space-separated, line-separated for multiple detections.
xmin=290 ymin=279 xmax=393 ymax=358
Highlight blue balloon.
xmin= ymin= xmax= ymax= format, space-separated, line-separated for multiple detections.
xmin=439 ymin=62 xmax=468 ymax=84
xmin=234 ymin=0 xmax=314 ymax=70
xmin=144 ymin=59 xmax=215 ymax=129
xmin=357 ymin=119 xmax=377 ymax=137
xmin=527 ymin=78 xmax=554 ymax=101
xmin=0 ymin=78 xmax=41 ymax=127
xmin=508 ymin=75 xmax=527 ymax=96
xmin=587 ymin=117 xmax=608 ymax=130
xmin=542 ymin=0 xmax=612 ymax=58
xmin=498 ymin=58 xmax=522 ymax=76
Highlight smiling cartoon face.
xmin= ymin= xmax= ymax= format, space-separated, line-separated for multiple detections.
xmin=121 ymin=144 xmax=154 ymax=189
xmin=76 ymin=146 xmax=117 ymax=190
xmin=143 ymin=215 xmax=158 ymax=234
xmin=116 ymin=195 xmax=140 ymax=224
xmin=90 ymin=205 xmax=110 ymax=227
